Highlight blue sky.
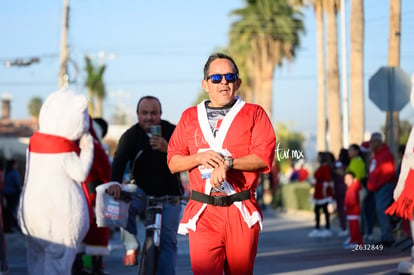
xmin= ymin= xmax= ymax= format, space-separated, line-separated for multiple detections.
xmin=0 ymin=0 xmax=413 ymax=138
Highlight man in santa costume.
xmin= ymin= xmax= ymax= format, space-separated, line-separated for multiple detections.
xmin=167 ymin=53 xmax=276 ymax=275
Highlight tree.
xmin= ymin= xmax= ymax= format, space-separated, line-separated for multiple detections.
xmin=192 ymin=90 xmax=210 ymax=106
xmin=313 ymin=0 xmax=327 ymax=151
xmin=381 ymin=119 xmax=410 ymax=146
xmin=229 ymin=0 xmax=305 ymax=117
xmin=84 ymin=56 xmax=107 ymax=117
xmin=27 ymin=96 xmax=43 ymax=119
xmin=349 ymin=0 xmax=365 ymax=144
xmin=385 ymin=0 xmax=402 ymax=157
xmin=325 ymin=0 xmax=342 ymax=157
xmin=398 ymin=120 xmax=411 ymax=145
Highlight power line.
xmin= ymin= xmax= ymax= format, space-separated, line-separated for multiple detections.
xmin=3 ymin=68 xmax=409 ymax=86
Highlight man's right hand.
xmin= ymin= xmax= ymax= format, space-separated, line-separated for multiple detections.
xmin=107 ymin=184 xmax=122 ymax=200
xmin=196 ymin=150 xmax=225 ymax=169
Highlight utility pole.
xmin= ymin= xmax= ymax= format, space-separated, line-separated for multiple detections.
xmin=58 ymin=0 xmax=70 ymax=88
xmin=340 ymin=0 xmax=349 ymax=149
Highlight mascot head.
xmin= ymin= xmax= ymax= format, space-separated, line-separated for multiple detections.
xmin=38 ymin=89 xmax=89 ymax=141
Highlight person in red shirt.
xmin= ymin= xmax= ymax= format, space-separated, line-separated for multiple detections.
xmin=308 ymin=152 xmax=335 ymax=238
xmin=366 ymin=132 xmax=396 ymax=247
xmin=343 ymin=171 xmax=363 ymax=249
xmin=167 ymin=53 xmax=276 ymax=275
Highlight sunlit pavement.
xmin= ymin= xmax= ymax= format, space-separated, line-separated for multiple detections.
xmin=6 ymin=207 xmax=411 ymax=275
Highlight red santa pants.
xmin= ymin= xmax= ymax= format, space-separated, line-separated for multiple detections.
xmin=347 ymin=215 xmax=363 ymax=245
xmin=188 ymin=204 xmax=259 ymax=275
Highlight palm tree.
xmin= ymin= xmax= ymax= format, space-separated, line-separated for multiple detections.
xmin=349 ymin=0 xmax=364 ymax=144
xmin=313 ymin=0 xmax=327 ymax=151
xmin=226 ymin=44 xmax=255 ymax=103
xmin=84 ymin=56 xmax=106 ymax=117
xmin=27 ymin=96 xmax=43 ymax=120
xmin=386 ymin=0 xmax=401 ymax=156
xmin=325 ymin=0 xmax=342 ymax=157
xmin=229 ymin=0 xmax=305 ymax=117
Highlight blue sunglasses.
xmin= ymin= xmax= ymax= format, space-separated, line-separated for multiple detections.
xmin=207 ymin=73 xmax=238 ymax=84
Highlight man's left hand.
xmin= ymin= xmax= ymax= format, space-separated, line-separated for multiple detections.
xmin=210 ymin=164 xmax=227 ymax=189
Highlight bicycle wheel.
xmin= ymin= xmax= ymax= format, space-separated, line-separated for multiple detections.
xmin=138 ymin=237 xmax=159 ymax=275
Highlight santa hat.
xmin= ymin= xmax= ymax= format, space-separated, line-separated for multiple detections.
xmin=360 ymin=141 xmax=370 ymax=153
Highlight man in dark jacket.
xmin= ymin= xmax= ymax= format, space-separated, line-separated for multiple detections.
xmin=108 ymin=96 xmax=183 ymax=274
xmin=367 ymin=132 xmax=396 ymax=247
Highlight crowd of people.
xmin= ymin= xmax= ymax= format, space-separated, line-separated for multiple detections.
xmin=0 ymin=52 xmax=409 ymax=274
xmin=306 ymin=132 xmax=400 ymax=250
xmin=0 ymin=52 xmax=275 ymax=275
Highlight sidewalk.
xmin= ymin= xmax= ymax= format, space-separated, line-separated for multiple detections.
xmin=5 ymin=207 xmax=412 ymax=274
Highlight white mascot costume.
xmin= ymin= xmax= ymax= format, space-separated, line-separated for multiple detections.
xmin=385 ymin=73 xmax=414 ymax=274
xmin=18 ymin=89 xmax=94 ymax=275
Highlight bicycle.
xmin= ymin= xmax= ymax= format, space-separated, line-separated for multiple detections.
xmin=116 ymin=189 xmax=188 ymax=275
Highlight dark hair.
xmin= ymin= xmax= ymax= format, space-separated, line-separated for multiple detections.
xmin=338 ymin=148 xmax=350 ymax=166
xmin=203 ymin=53 xmax=239 ymax=80
xmin=136 ymin=95 xmax=162 ymax=114
xmin=317 ymin=151 xmax=335 ymax=178
xmin=5 ymin=159 xmax=15 ymax=172
xmin=349 ymin=144 xmax=360 ymax=152
xmin=345 ymin=170 xmax=356 ymax=178
xmin=318 ymin=151 xmax=335 ymax=166
xmin=370 ymin=132 xmax=383 ymax=142
xmin=93 ymin=118 xmax=108 ymax=138
xmin=349 ymin=143 xmax=362 ymax=157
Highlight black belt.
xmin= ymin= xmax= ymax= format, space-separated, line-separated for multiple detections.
xmin=191 ymin=190 xmax=251 ymax=207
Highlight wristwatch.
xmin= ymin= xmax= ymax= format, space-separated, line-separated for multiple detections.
xmin=225 ymin=156 xmax=233 ymax=169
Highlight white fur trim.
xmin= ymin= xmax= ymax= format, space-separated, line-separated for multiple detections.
xmin=178 ymin=204 xmax=208 ymax=235
xmin=85 ymin=245 xmax=110 ymax=256
xmin=312 ymin=197 xmax=334 ymax=205
xmin=197 ymin=96 xmax=245 ymax=151
xmin=394 ymin=127 xmax=414 ymax=200
xmin=346 ymin=215 xmax=360 ymax=221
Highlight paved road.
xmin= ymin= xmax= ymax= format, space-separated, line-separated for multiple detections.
xmin=6 ymin=208 xmax=412 ymax=274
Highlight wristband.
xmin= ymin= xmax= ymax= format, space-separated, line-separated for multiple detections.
xmin=225 ymin=156 xmax=233 ymax=169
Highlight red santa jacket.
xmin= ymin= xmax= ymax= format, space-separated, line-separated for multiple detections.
xmin=344 ymin=178 xmax=361 ymax=215
xmin=168 ymin=97 xmax=276 ymax=235
xmin=367 ymin=144 xmax=395 ymax=192
xmin=312 ymin=163 xmax=334 ymax=204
